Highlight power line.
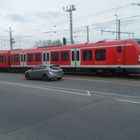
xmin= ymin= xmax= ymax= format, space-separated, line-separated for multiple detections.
xmin=16 ymin=3 xmax=135 ymax=35
xmin=74 ymin=3 xmax=132 ymax=21
xmin=19 ymin=14 xmax=140 ymax=37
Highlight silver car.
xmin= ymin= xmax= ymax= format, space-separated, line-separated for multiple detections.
xmin=25 ymin=64 xmax=63 ymax=81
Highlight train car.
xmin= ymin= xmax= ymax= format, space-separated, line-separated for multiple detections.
xmin=0 ymin=50 xmax=10 ymax=71
xmin=1 ymin=38 xmax=140 ymax=75
xmin=9 ymin=48 xmax=43 ymax=72
xmin=77 ymin=39 xmax=140 ymax=74
xmin=41 ymin=38 xmax=140 ymax=75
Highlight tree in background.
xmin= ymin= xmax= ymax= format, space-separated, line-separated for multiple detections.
xmin=34 ymin=39 xmax=62 ymax=48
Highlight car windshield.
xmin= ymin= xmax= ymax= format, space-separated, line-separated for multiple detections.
xmin=49 ymin=65 xmax=61 ymax=70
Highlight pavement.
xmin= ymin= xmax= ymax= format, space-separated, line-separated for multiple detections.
xmin=0 ymin=73 xmax=140 ymax=140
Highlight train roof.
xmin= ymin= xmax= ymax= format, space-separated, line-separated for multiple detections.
xmin=8 ymin=38 xmax=140 ymax=54
xmin=0 ymin=50 xmax=10 ymax=53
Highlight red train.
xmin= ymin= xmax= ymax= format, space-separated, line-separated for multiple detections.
xmin=0 ymin=38 xmax=140 ymax=75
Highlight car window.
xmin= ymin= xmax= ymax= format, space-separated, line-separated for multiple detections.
xmin=31 ymin=67 xmax=36 ymax=71
xmin=49 ymin=65 xmax=60 ymax=70
xmin=39 ymin=65 xmax=47 ymax=69
xmin=32 ymin=65 xmax=40 ymax=70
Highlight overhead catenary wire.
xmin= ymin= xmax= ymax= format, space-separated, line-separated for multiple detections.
xmin=15 ymin=3 xmax=137 ymax=35
xmin=15 ymin=14 xmax=140 ymax=38
xmin=1 ymin=2 xmax=140 ymax=49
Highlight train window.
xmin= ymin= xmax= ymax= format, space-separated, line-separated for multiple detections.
xmin=76 ymin=51 xmax=79 ymax=61
xmin=4 ymin=56 xmax=6 ymax=63
xmin=47 ymin=52 xmax=49 ymax=61
xmin=133 ymin=38 xmax=140 ymax=45
xmin=24 ymin=54 xmax=26 ymax=62
xmin=61 ymin=51 xmax=69 ymax=61
xmin=0 ymin=56 xmax=6 ymax=63
xmin=21 ymin=55 xmax=23 ymax=62
xmin=27 ymin=53 xmax=33 ymax=62
xmin=11 ymin=55 xmax=13 ymax=62
xmin=0 ymin=56 xmax=4 ymax=63
xmin=95 ymin=49 xmax=106 ymax=60
xmin=14 ymin=54 xmax=19 ymax=62
xmin=52 ymin=52 xmax=59 ymax=61
xmin=8 ymin=56 xmax=10 ymax=64
xmin=72 ymin=51 xmax=75 ymax=61
xmin=43 ymin=53 xmax=45 ymax=61
xmin=117 ymin=46 xmax=122 ymax=53
xmin=35 ymin=53 xmax=41 ymax=62
xmin=83 ymin=50 xmax=92 ymax=61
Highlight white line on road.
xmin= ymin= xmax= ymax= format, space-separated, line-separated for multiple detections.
xmin=0 ymin=81 xmax=91 ymax=97
xmin=0 ymin=81 xmax=140 ymax=99
xmin=116 ymin=99 xmax=140 ymax=105
xmin=91 ymin=90 xmax=140 ymax=99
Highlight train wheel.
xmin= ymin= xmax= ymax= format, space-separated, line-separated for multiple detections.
xmin=115 ymin=67 xmax=123 ymax=76
xmin=122 ymin=70 xmax=128 ymax=77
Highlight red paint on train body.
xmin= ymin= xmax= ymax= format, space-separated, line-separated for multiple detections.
xmin=0 ymin=51 xmax=10 ymax=68
xmin=0 ymin=39 xmax=140 ymax=74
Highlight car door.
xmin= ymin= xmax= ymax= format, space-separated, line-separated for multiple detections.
xmin=38 ymin=65 xmax=47 ymax=78
xmin=30 ymin=66 xmax=40 ymax=79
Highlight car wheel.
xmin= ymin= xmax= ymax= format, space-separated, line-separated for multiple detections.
xmin=25 ymin=73 xmax=31 ymax=80
xmin=57 ymin=77 xmax=62 ymax=80
xmin=42 ymin=74 xmax=49 ymax=81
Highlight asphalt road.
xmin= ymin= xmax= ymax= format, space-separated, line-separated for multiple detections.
xmin=0 ymin=73 xmax=140 ymax=140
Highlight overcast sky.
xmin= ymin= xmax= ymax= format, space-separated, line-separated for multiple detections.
xmin=0 ymin=0 xmax=140 ymax=49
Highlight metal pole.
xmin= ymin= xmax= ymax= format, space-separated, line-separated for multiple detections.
xmin=86 ymin=26 xmax=89 ymax=43
xmin=63 ymin=5 xmax=76 ymax=44
xmin=9 ymin=27 xmax=13 ymax=50
xmin=115 ymin=15 xmax=118 ymax=40
xmin=118 ymin=20 xmax=121 ymax=40
xmin=70 ymin=10 xmax=74 ymax=44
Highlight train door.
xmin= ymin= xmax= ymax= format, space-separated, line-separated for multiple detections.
xmin=20 ymin=52 xmax=26 ymax=67
xmin=115 ymin=46 xmax=125 ymax=65
xmin=75 ymin=49 xmax=80 ymax=67
xmin=70 ymin=49 xmax=80 ymax=68
xmin=71 ymin=49 xmax=76 ymax=67
xmin=42 ymin=51 xmax=50 ymax=65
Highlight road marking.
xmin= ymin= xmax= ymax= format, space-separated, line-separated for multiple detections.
xmin=116 ymin=99 xmax=140 ymax=105
xmin=0 ymin=81 xmax=91 ymax=97
xmin=87 ymin=91 xmax=90 ymax=96
xmin=0 ymin=81 xmax=140 ymax=99
xmin=0 ymin=73 xmax=140 ymax=86
xmin=91 ymin=90 xmax=140 ymax=99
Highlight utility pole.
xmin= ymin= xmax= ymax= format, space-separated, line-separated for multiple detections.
xmin=63 ymin=5 xmax=76 ymax=44
xmin=5 ymin=27 xmax=14 ymax=50
xmin=86 ymin=26 xmax=89 ymax=43
xmin=118 ymin=19 xmax=121 ymax=40
xmin=114 ymin=14 xmax=121 ymax=40
xmin=9 ymin=27 xmax=13 ymax=50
